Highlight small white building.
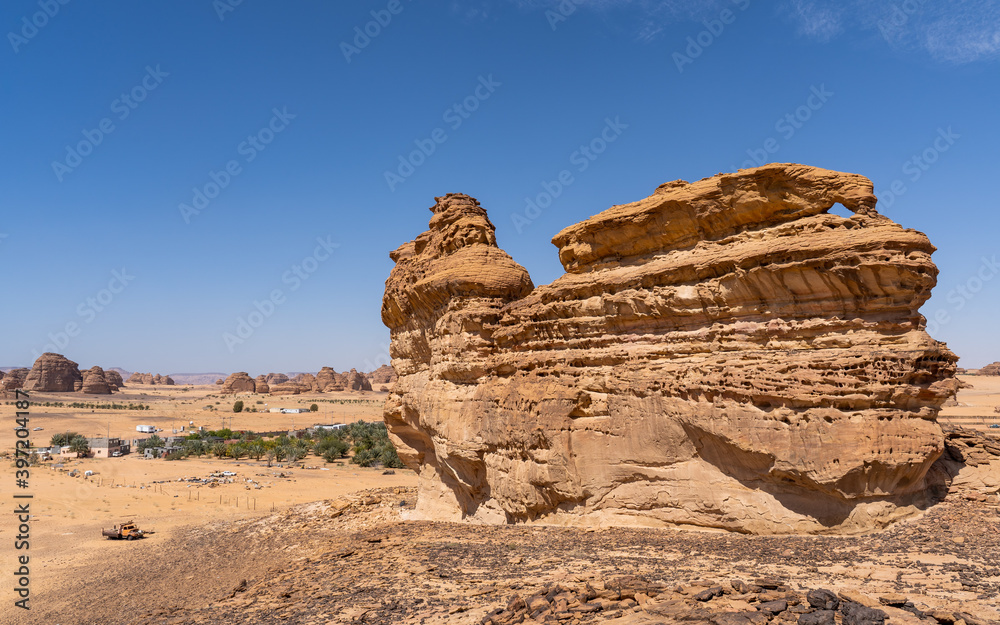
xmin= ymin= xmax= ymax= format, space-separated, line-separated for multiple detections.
xmin=312 ymin=424 xmax=347 ymax=432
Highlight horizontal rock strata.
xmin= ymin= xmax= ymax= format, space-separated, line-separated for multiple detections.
xmin=381 ymin=164 xmax=958 ymax=534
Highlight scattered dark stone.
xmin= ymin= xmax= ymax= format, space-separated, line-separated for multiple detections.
xmin=731 ymin=579 xmax=750 ymax=594
xmin=756 ymin=578 xmax=783 ymax=590
xmin=696 ymin=586 xmax=724 ymax=601
xmin=758 ymin=600 xmax=788 ymax=615
xmin=840 ymin=600 xmax=887 ymax=625
xmin=712 ymin=613 xmax=753 ymax=625
xmin=806 ymin=589 xmax=840 ymax=611
xmin=798 ymin=610 xmax=836 ymax=625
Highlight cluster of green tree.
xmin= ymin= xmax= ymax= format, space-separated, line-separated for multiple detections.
xmin=143 ymin=420 xmax=403 ymax=468
xmin=233 ymin=401 xmax=319 ymax=412
xmin=48 ymin=432 xmax=90 ymax=456
xmin=3 ymin=401 xmax=150 ymax=409
xmin=65 ymin=402 xmax=151 ymax=410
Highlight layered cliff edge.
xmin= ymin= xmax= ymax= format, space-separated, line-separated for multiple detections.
xmin=381 ymin=164 xmax=959 ymax=534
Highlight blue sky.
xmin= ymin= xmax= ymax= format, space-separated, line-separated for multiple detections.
xmin=1 ymin=0 xmax=998 ymax=373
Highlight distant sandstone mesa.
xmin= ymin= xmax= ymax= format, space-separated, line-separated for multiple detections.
xmin=380 ymin=163 xmax=959 ymax=534
xmin=18 ymin=353 xmax=121 ymax=395
xmin=220 ymin=369 xmax=375 ymax=394
xmin=127 ymin=372 xmax=175 ymax=385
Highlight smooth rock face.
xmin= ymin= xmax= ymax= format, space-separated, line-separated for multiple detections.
xmin=23 ymin=353 xmax=83 ymax=392
xmin=381 ymin=166 xmax=959 ymax=534
xmin=222 ymin=372 xmax=255 ymax=394
xmin=80 ymin=366 xmax=113 ymax=394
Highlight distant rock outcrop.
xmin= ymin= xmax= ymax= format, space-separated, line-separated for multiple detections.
xmin=980 ymin=362 xmax=1000 ymax=376
xmin=344 ymin=368 xmax=372 ymax=391
xmin=216 ymin=378 xmax=224 ymax=385
xmin=269 ymin=382 xmax=303 ymax=396
xmin=104 ymin=370 xmax=124 ymax=390
xmin=314 ymin=367 xmax=343 ymax=392
xmin=292 ymin=373 xmax=316 ymax=390
xmin=2 ymin=368 xmax=29 ymax=391
xmin=128 ymin=372 xmax=174 ymax=385
xmin=80 ymin=366 xmax=113 ymax=395
xmin=367 ymin=364 xmax=397 ymax=386
xmin=254 ymin=375 xmax=270 ymax=394
xmin=221 ymin=372 xmax=256 ymax=394
xmin=23 ymin=353 xmax=83 ymax=392
xmin=266 ymin=373 xmax=290 ymax=385
xmin=382 ymin=166 xmax=958 ymax=534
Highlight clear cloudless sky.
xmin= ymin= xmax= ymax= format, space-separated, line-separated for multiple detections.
xmin=1 ymin=0 xmax=998 ymax=374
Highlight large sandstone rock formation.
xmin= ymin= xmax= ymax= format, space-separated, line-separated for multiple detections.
xmin=269 ymin=382 xmax=303 ymax=396
xmin=254 ymin=375 xmax=271 ymax=394
xmin=266 ymin=373 xmax=290 ymax=385
xmin=979 ymin=361 xmax=1000 ymax=376
xmin=23 ymin=353 xmax=83 ymax=392
xmin=314 ymin=367 xmax=343 ymax=392
xmin=104 ymin=370 xmax=124 ymax=390
xmin=128 ymin=372 xmax=175 ymax=385
xmin=80 ymin=366 xmax=113 ymax=395
xmin=1 ymin=368 xmax=29 ymax=391
xmin=381 ymin=165 xmax=959 ymax=534
xmin=292 ymin=373 xmax=316 ymax=389
xmin=221 ymin=372 xmax=256 ymax=394
xmin=368 ymin=364 xmax=397 ymax=386
xmin=344 ymin=368 xmax=372 ymax=391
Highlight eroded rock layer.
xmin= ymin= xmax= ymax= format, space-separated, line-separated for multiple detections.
xmin=381 ymin=165 xmax=959 ymax=534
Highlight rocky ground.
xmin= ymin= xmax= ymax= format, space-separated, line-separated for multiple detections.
xmin=14 ymin=484 xmax=992 ymax=625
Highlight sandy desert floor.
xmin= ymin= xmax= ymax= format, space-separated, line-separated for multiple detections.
xmin=941 ymin=375 xmax=1000 ymax=430
xmin=0 ymin=385 xmax=415 ymax=624
xmin=1 ymin=378 xmax=999 ymax=625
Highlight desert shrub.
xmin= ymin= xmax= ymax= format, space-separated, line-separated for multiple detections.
xmin=310 ymin=404 xmax=318 ymax=412
xmin=164 ymin=451 xmax=184 ymax=461
xmin=233 ymin=400 xmax=244 ymax=413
